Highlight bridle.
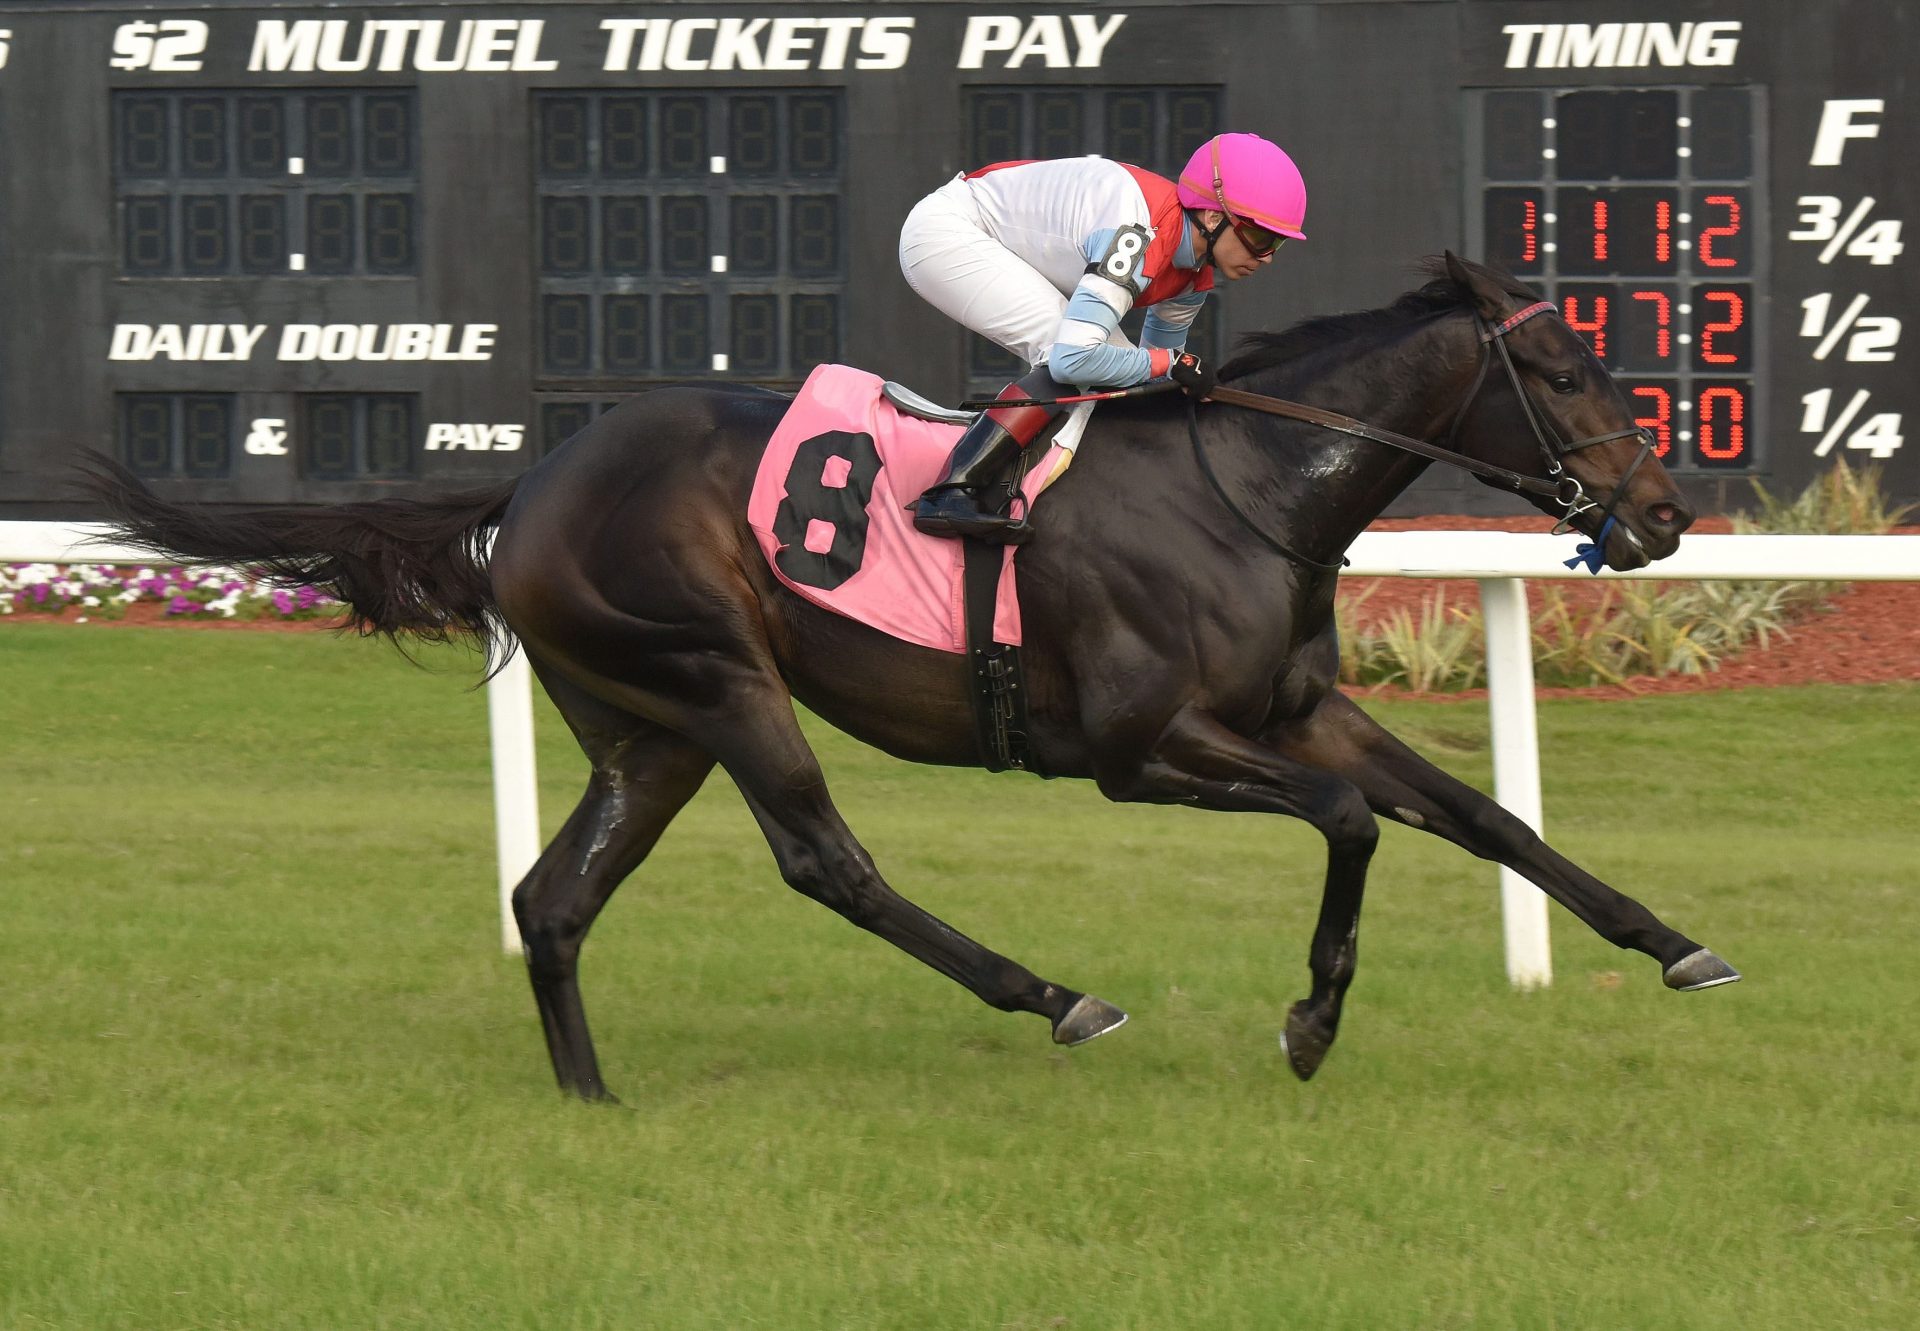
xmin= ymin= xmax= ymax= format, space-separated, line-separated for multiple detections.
xmin=1450 ymin=300 xmax=1657 ymax=550
xmin=1194 ymin=299 xmax=1658 ymax=571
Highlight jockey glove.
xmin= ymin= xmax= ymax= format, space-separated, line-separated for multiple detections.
xmin=1168 ymin=351 xmax=1218 ymax=399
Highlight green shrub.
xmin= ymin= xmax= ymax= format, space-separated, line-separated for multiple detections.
xmin=1335 ymin=462 xmax=1893 ymax=692
xmin=1734 ymin=457 xmax=1913 ymax=535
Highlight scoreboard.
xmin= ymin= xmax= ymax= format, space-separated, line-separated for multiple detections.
xmin=0 ymin=2 xmax=1911 ymax=519
xmin=1472 ymin=85 xmax=1765 ymax=470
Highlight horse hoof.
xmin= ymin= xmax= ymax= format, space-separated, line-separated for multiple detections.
xmin=1664 ymin=948 xmax=1742 ymax=991
xmin=1280 ymin=1003 xmax=1333 ymax=1081
xmin=1052 ymin=994 xmax=1129 ymax=1046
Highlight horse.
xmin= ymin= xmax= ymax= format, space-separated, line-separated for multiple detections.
xmin=80 ymin=254 xmax=1739 ymax=1102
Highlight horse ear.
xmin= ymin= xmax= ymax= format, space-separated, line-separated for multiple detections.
xmin=1444 ymin=251 xmax=1510 ymax=323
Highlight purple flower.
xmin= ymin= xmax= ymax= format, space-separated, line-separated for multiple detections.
xmin=272 ymin=589 xmax=295 ymax=615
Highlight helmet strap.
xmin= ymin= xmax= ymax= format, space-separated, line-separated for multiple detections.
xmin=1191 ymin=210 xmax=1231 ymax=270
xmin=1198 ymin=136 xmax=1235 ymax=269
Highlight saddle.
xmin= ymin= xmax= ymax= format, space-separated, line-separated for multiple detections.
xmin=746 ymin=365 xmax=1057 ymax=772
xmin=881 ymin=381 xmax=974 ymax=426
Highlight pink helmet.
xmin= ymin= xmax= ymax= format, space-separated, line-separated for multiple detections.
xmin=1176 ymin=133 xmax=1308 ymax=241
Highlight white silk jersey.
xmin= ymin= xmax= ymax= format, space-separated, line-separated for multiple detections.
xmin=959 ymin=158 xmax=1215 ymax=386
xmin=963 ymin=158 xmax=1155 ymax=291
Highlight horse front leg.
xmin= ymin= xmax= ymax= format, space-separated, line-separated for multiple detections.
xmin=1094 ymin=709 xmax=1382 ymax=1080
xmin=1267 ymin=691 xmax=1739 ymax=990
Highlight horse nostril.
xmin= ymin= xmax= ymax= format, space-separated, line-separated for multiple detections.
xmin=1648 ymin=502 xmax=1683 ymax=530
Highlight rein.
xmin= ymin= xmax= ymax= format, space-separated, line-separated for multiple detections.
xmin=1189 ymin=300 xmax=1658 ymax=572
xmin=1202 ymin=384 xmax=1571 ymax=501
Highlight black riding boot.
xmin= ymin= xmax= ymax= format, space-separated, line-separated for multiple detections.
xmin=912 ymin=368 xmax=1063 ymax=545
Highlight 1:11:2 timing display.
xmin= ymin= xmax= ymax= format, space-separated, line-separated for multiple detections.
xmin=1474 ymin=87 xmax=1763 ymax=469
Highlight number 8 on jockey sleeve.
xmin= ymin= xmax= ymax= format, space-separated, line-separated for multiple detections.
xmin=900 ymin=132 xmax=1309 ymax=545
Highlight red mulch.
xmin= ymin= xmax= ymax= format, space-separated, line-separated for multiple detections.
xmin=12 ymin=520 xmax=1920 ymax=696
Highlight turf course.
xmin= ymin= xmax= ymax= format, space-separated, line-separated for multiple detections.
xmin=3 ymin=624 xmax=1916 ymax=1329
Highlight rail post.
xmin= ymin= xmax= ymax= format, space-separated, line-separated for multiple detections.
xmin=1478 ymin=576 xmax=1553 ymax=988
xmin=486 ymin=638 xmax=539 ymax=955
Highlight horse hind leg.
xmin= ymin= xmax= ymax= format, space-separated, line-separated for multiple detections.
xmin=511 ymin=668 xmax=716 ymax=1102
xmin=697 ymin=678 xmax=1120 ymax=1046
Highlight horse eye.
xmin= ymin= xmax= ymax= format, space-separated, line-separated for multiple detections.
xmin=1548 ymin=373 xmax=1577 ymax=394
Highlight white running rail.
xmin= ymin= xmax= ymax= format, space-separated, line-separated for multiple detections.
xmin=9 ymin=520 xmax=1919 ymax=978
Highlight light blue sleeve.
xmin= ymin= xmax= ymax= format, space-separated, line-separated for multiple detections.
xmin=1141 ymin=289 xmax=1209 ymax=351
xmin=1048 ymin=288 xmax=1154 ymax=387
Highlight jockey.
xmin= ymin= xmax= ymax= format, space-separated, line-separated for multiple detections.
xmin=900 ymin=132 xmax=1307 ymax=545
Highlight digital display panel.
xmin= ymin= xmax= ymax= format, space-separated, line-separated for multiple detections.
xmin=115 ymin=91 xmax=417 ymax=277
xmin=1473 ymin=87 xmax=1763 ymax=470
xmin=535 ymin=90 xmax=844 ymax=384
xmin=118 ymin=393 xmax=234 ymax=478
xmin=536 ymin=398 xmax=625 ymax=456
xmin=299 ymin=394 xmax=416 ymax=480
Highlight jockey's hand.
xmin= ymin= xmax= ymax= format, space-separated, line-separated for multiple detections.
xmin=1167 ymin=351 xmax=1218 ymax=400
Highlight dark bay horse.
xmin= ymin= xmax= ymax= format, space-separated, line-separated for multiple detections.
xmin=83 ymin=255 xmax=1739 ymax=1101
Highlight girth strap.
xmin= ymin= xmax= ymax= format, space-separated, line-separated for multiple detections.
xmin=960 ymin=536 xmax=1039 ymax=774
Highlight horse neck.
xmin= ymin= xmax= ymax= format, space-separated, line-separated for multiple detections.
xmin=1224 ymin=308 xmax=1482 ymax=562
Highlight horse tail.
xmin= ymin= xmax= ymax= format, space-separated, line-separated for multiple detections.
xmin=72 ymin=453 xmax=522 ymax=668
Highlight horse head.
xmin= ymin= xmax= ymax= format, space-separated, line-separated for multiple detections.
xmin=1443 ymin=253 xmax=1694 ymax=569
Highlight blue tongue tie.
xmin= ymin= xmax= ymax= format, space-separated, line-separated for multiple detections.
xmin=1563 ymin=515 xmax=1617 ymax=574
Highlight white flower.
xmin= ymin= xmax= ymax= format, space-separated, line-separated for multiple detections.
xmin=81 ymin=595 xmax=100 ymax=607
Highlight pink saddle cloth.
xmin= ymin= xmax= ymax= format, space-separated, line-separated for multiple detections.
xmin=747 ymin=364 xmax=1061 ymax=653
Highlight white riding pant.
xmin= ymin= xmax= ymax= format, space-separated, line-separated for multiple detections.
xmin=899 ymin=175 xmax=1131 ymax=458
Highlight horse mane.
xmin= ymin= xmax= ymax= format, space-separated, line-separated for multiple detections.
xmin=1217 ymin=256 xmax=1532 ymax=384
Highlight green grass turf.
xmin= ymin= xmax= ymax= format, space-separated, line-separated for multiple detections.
xmin=2 ymin=624 xmax=1916 ymax=1330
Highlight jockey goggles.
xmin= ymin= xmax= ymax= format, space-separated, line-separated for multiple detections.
xmin=1197 ymin=210 xmax=1286 ymax=262
xmin=1229 ymin=218 xmax=1286 ymax=257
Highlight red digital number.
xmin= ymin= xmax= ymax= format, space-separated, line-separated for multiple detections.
xmin=1698 ymin=194 xmax=1741 ymax=268
xmin=1699 ymin=289 xmax=1745 ymax=365
xmin=1561 ymin=294 xmax=1609 ymax=358
xmin=1632 ymin=385 xmax=1673 ymax=458
xmin=1519 ymin=197 xmax=1538 ymax=263
xmin=1631 ymin=289 xmax=1672 ymax=359
xmin=1696 ymin=386 xmax=1746 ymax=461
xmin=1655 ymin=199 xmax=1673 ymax=264
xmin=1590 ymin=200 xmax=1609 ymax=263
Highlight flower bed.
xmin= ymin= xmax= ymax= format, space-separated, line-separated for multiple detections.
xmin=1 ymin=562 xmax=341 ymax=623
